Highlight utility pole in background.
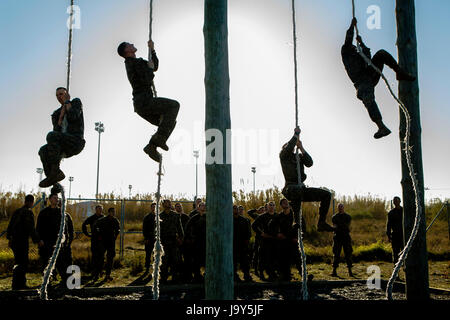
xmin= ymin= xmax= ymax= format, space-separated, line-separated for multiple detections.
xmin=68 ymin=176 xmax=74 ymax=198
xmin=95 ymin=122 xmax=105 ymax=198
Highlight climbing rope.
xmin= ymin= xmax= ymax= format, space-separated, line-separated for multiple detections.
xmin=291 ymin=0 xmax=308 ymax=301
xmin=39 ymin=0 xmax=75 ymax=299
xmin=66 ymin=0 xmax=74 ymax=92
xmin=351 ymin=0 xmax=423 ymax=300
xmin=148 ymin=0 xmax=158 ymax=98
xmin=39 ymin=183 xmax=67 ymax=300
xmin=152 ymin=157 xmax=165 ymax=300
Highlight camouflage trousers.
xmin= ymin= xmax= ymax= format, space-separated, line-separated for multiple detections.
xmin=391 ymin=236 xmax=404 ymax=264
xmin=354 ymin=49 xmax=401 ymax=123
xmin=282 ymin=184 xmax=332 ymax=222
xmin=11 ymin=242 xmax=29 ymax=289
xmin=233 ymin=245 xmax=250 ymax=276
xmin=332 ymin=235 xmax=353 ymax=268
xmin=39 ymin=131 xmax=85 ymax=176
xmin=94 ymin=244 xmax=116 ymax=277
xmin=133 ymin=92 xmax=180 ymax=142
xmin=276 ymin=238 xmax=302 ymax=280
xmin=39 ymin=244 xmax=73 ymax=281
xmin=160 ymin=241 xmax=181 ymax=281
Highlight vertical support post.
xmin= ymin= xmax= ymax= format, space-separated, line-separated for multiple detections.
xmin=204 ymin=0 xmax=233 ymax=300
xmin=396 ymin=0 xmax=429 ymax=300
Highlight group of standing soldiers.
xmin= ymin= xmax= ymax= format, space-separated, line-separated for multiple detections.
xmin=143 ymin=199 xmax=207 ymax=283
xmin=82 ymin=205 xmax=120 ymax=281
xmin=7 ymin=193 xmax=74 ymax=289
xmin=6 ymin=193 xmax=404 ymax=289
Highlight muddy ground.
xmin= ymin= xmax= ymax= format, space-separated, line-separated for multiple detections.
xmin=2 ymin=280 xmax=449 ymax=301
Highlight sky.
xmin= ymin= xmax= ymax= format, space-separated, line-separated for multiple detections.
xmin=0 ymin=0 xmax=449 ymax=203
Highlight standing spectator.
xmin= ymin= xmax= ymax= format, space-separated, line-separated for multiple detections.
xmin=82 ymin=204 xmax=105 ymax=277
xmin=386 ymin=196 xmax=404 ymax=265
xmin=272 ymin=198 xmax=303 ymax=281
xmin=247 ymin=206 xmax=265 ymax=276
xmin=36 ymin=193 xmax=74 ymax=285
xmin=92 ymin=207 xmax=120 ymax=281
xmin=143 ymin=202 xmax=156 ymax=274
xmin=184 ymin=202 xmax=207 ymax=283
xmin=174 ymin=202 xmax=192 ymax=282
xmin=6 ymin=195 xmax=42 ymax=290
xmin=189 ymin=198 xmax=203 ymax=217
xmin=159 ymin=200 xmax=183 ymax=283
xmin=233 ymin=205 xmax=252 ymax=282
xmin=331 ymin=203 xmax=353 ymax=277
xmin=251 ymin=201 xmax=278 ymax=281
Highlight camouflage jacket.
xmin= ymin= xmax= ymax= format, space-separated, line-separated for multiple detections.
xmin=279 ymin=134 xmax=313 ymax=186
xmin=124 ymin=51 xmax=159 ymax=97
xmin=51 ymin=98 xmax=85 ymax=138
xmin=233 ymin=215 xmax=251 ymax=248
xmin=93 ymin=215 xmax=120 ymax=247
xmin=341 ymin=23 xmax=372 ymax=85
xmin=82 ymin=213 xmax=104 ymax=238
xmin=6 ymin=206 xmax=39 ymax=244
xmin=184 ymin=213 xmax=206 ymax=245
xmin=251 ymin=212 xmax=278 ymax=237
xmin=386 ymin=207 xmax=403 ymax=240
xmin=36 ymin=206 xmax=74 ymax=247
xmin=143 ymin=210 xmax=183 ymax=244
xmin=332 ymin=212 xmax=352 ymax=237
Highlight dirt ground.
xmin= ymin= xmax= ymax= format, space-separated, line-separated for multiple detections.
xmin=0 ymin=261 xmax=448 ymax=301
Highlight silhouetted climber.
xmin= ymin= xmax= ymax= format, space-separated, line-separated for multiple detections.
xmin=280 ymin=127 xmax=334 ymax=232
xmin=341 ymin=18 xmax=415 ymax=139
xmin=38 ymin=87 xmax=85 ymax=187
xmin=117 ymin=40 xmax=180 ymax=162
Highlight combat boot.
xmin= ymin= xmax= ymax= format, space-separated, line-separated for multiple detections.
xmin=39 ymin=164 xmax=65 ymax=188
xmin=244 ymin=273 xmax=253 ymax=282
xmin=150 ymin=134 xmax=169 ymax=151
xmin=317 ymin=218 xmax=335 ymax=232
xmin=143 ymin=143 xmax=162 ymax=163
xmin=374 ymin=125 xmax=391 ymax=139
xmin=331 ymin=268 xmax=338 ymax=277
xmin=105 ymin=274 xmax=113 ymax=281
xmin=348 ymin=267 xmax=354 ymax=277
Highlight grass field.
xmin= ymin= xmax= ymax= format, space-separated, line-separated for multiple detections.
xmin=0 ymin=190 xmax=448 ymax=291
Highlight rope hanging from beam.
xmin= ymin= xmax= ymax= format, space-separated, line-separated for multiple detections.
xmin=351 ymin=0 xmax=423 ymax=300
xmin=152 ymin=157 xmax=165 ymax=300
xmin=148 ymin=1 xmax=164 ymax=300
xmin=39 ymin=183 xmax=67 ymax=300
xmin=66 ymin=0 xmax=74 ymax=93
xmin=40 ymin=0 xmax=75 ymax=299
xmin=148 ymin=0 xmax=158 ymax=97
xmin=291 ymin=0 xmax=308 ymax=301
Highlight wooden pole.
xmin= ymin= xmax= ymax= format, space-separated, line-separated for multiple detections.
xmin=203 ymin=0 xmax=234 ymax=299
xmin=395 ymin=0 xmax=429 ymax=300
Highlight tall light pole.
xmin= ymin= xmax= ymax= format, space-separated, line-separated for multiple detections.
xmin=95 ymin=122 xmax=105 ymax=198
xmin=128 ymin=185 xmax=132 ymax=199
xmin=251 ymin=167 xmax=256 ymax=195
xmin=69 ymin=176 xmax=74 ymax=198
xmin=36 ymin=168 xmax=43 ymax=190
xmin=193 ymin=150 xmax=199 ymax=200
